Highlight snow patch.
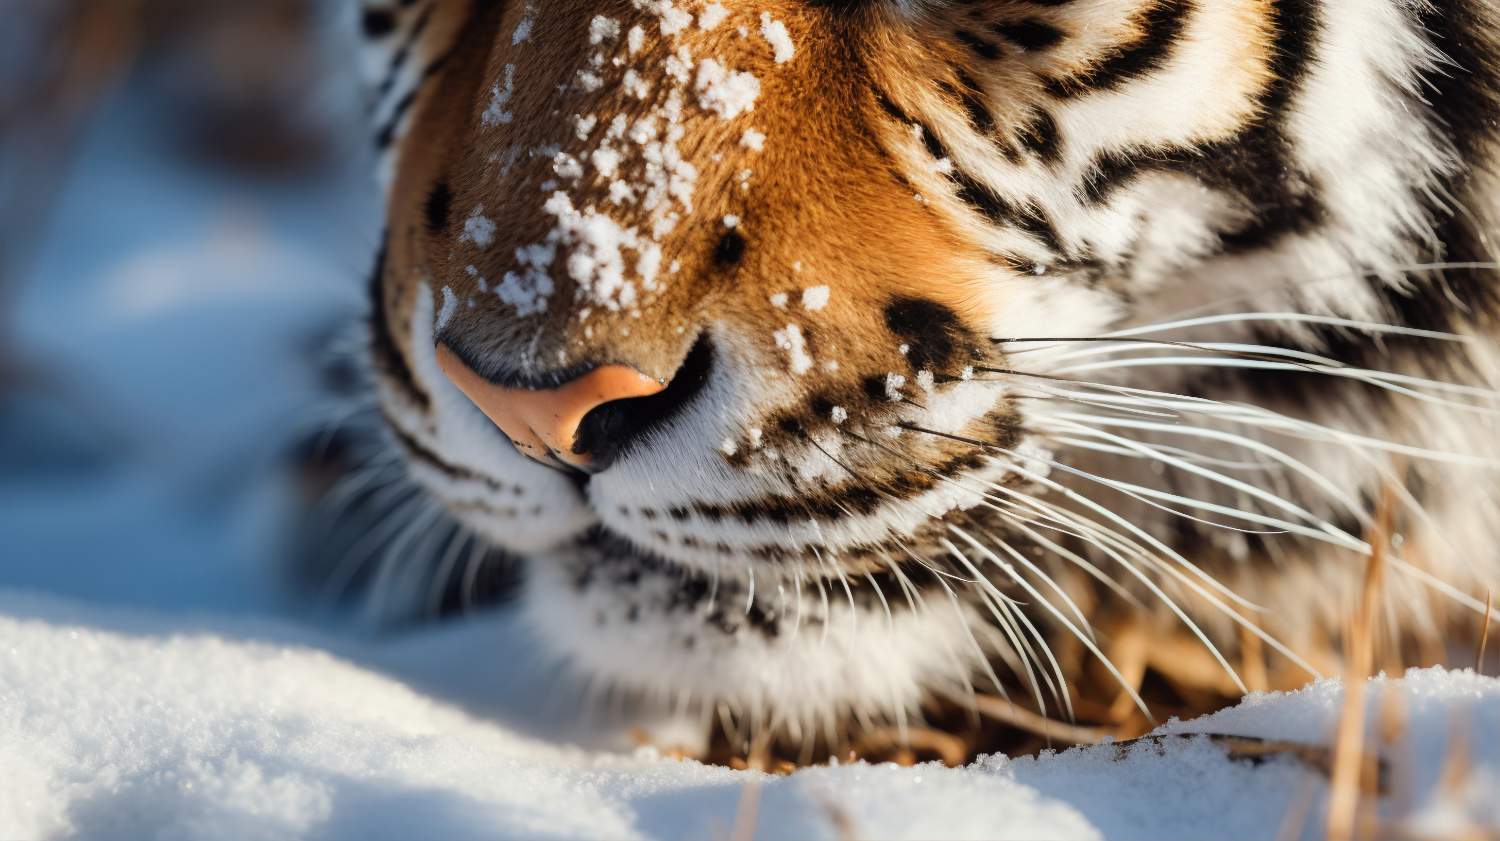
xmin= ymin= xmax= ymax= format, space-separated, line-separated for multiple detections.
xmin=759 ymin=13 xmax=796 ymax=64
xmin=698 ymin=3 xmax=730 ymax=30
xmin=480 ymin=65 xmax=516 ymax=128
xmin=694 ymin=59 xmax=760 ymax=119
xmin=801 ymin=285 xmax=829 ymax=311
xmin=435 ymin=286 xmax=458 ymax=333
xmin=459 ymin=207 xmax=497 ymax=249
xmin=773 ymin=324 xmax=813 ymax=375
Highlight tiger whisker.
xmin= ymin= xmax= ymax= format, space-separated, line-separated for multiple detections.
xmin=1052 ymin=355 xmax=1500 ymax=415
xmin=1043 ymin=408 xmax=1372 ymax=517
xmin=841 ymin=428 xmax=1140 ymax=604
xmin=899 ymin=423 xmax=1260 ymax=611
xmin=950 ymin=525 xmax=1152 ymax=722
xmin=863 ymin=570 xmax=896 ymax=632
xmin=1046 ymin=418 xmax=1354 ymax=534
xmin=836 ymin=429 xmax=1155 ymax=718
xmin=942 ymin=536 xmax=1075 ymax=721
xmin=425 ymin=526 xmax=475 ymax=617
xmin=939 ymin=541 xmax=1052 ymax=716
xmin=319 ymin=485 xmax=424 ymax=604
xmin=901 ymin=424 xmax=1264 ymax=689
xmin=364 ymin=499 xmax=445 ymax=622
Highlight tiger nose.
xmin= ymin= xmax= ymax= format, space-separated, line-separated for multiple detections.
xmin=435 ymin=345 xmax=666 ymax=471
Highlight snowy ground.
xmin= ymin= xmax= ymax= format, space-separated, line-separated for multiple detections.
xmin=3 ymin=596 xmax=1498 ymax=841
xmin=4 ymin=76 xmax=1500 ymax=841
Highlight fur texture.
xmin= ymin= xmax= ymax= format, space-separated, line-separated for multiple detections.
xmin=342 ymin=0 xmax=1500 ymax=758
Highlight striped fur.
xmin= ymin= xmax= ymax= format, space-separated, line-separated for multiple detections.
xmin=340 ymin=0 xmax=1500 ymax=758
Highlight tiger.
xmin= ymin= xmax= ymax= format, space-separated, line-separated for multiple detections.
xmin=339 ymin=0 xmax=1500 ymax=762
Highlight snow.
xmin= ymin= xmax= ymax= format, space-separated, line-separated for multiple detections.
xmin=759 ymin=13 xmax=796 ymax=64
xmin=3 ymin=601 xmax=1497 ymax=841
xmin=773 ymin=324 xmax=814 ymax=375
xmin=460 ymin=207 xmax=499 ymax=248
xmin=801 ymin=285 xmax=830 ymax=311
xmin=481 ymin=65 xmax=516 ymax=128
xmin=698 ymin=3 xmax=730 ymax=31
xmin=694 ymin=58 xmax=760 ymax=119
xmin=512 ymin=5 xmax=536 ymax=45
xmin=590 ymin=16 xmax=622 ymax=46
xmin=4 ymin=26 xmax=1499 ymax=841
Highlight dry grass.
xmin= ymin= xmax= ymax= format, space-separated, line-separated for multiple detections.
xmin=1325 ymin=477 xmax=1395 ymax=841
xmin=1478 ymin=589 xmax=1493 ymax=675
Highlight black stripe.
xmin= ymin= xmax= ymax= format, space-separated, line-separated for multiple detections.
xmin=993 ymin=19 xmax=1066 ymax=52
xmin=1186 ymin=2 xmax=1500 ymax=400
xmin=388 ymin=420 xmax=510 ymax=493
xmin=1075 ymin=0 xmax=1325 ymax=250
xmin=362 ymin=7 xmax=397 ymax=38
xmin=873 ymin=87 xmax=1063 ymax=253
xmin=1192 ymin=0 xmax=1323 ymax=253
xmin=367 ymin=235 xmax=431 ymax=410
xmin=375 ymin=89 xmax=417 ymax=149
xmin=955 ymin=30 xmax=1003 ymax=61
xmin=1045 ymin=0 xmax=1193 ymax=97
xmin=1016 ymin=109 xmax=1063 ymax=164
xmin=374 ymin=47 xmax=459 ymax=150
xmin=949 ymin=70 xmax=997 ymax=136
xmin=374 ymin=2 xmax=434 ymax=98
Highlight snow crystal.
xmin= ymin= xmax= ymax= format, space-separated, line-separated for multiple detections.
xmin=769 ymin=292 xmax=789 ymax=308
xmin=481 ymin=65 xmax=516 ymax=127
xmin=459 ymin=208 xmax=497 ymax=249
xmin=592 ymin=147 xmax=623 ymax=178
xmin=831 ymin=406 xmax=849 ymax=425
xmin=589 ymin=15 xmax=621 ymax=45
xmin=740 ymin=128 xmax=766 ymax=151
xmin=465 ymin=265 xmax=489 ymax=293
xmin=552 ymin=152 xmax=584 ymax=181
xmin=722 ymin=214 xmax=740 ymax=228
xmin=774 ymin=324 xmax=813 ymax=375
xmin=436 ymin=286 xmax=458 ymax=333
xmin=577 ymin=70 xmax=605 ymax=92
xmin=760 ymin=13 xmax=796 ymax=64
xmin=698 ymin=3 xmax=730 ymax=30
xmin=801 ymin=285 xmax=829 ymax=311
xmin=623 ymin=70 xmax=652 ymax=99
xmin=720 ymin=438 xmax=738 ymax=456
xmin=916 ymin=369 xmax=935 ymax=392
xmin=627 ymin=25 xmax=646 ymax=54
xmin=885 ymin=372 xmax=907 ymax=401
xmin=642 ymin=0 xmax=692 ymax=36
xmin=512 ymin=5 xmax=534 ymax=44
xmin=496 ymin=241 xmax=556 ymax=317
xmin=695 ymin=59 xmax=760 ymax=119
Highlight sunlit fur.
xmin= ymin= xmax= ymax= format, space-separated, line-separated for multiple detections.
xmin=339 ymin=0 xmax=1500 ymax=757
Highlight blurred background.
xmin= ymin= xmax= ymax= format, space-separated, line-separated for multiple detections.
xmin=0 ymin=0 xmax=382 ymax=616
xmin=0 ymin=2 xmax=621 ymax=746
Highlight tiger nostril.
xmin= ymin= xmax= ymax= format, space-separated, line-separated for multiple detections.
xmin=574 ymin=334 xmax=715 ymax=471
xmin=435 ymin=336 xmax=715 ymax=473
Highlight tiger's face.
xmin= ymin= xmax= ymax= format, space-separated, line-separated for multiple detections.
xmin=376 ymin=2 xmax=1088 ymax=570
xmin=361 ymin=0 xmax=1500 ymax=753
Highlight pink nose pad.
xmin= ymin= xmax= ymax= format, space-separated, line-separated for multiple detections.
xmin=436 ymin=345 xmax=666 ymax=469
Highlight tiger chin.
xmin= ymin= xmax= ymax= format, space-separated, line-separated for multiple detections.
xmin=325 ymin=0 xmax=1500 ymax=763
